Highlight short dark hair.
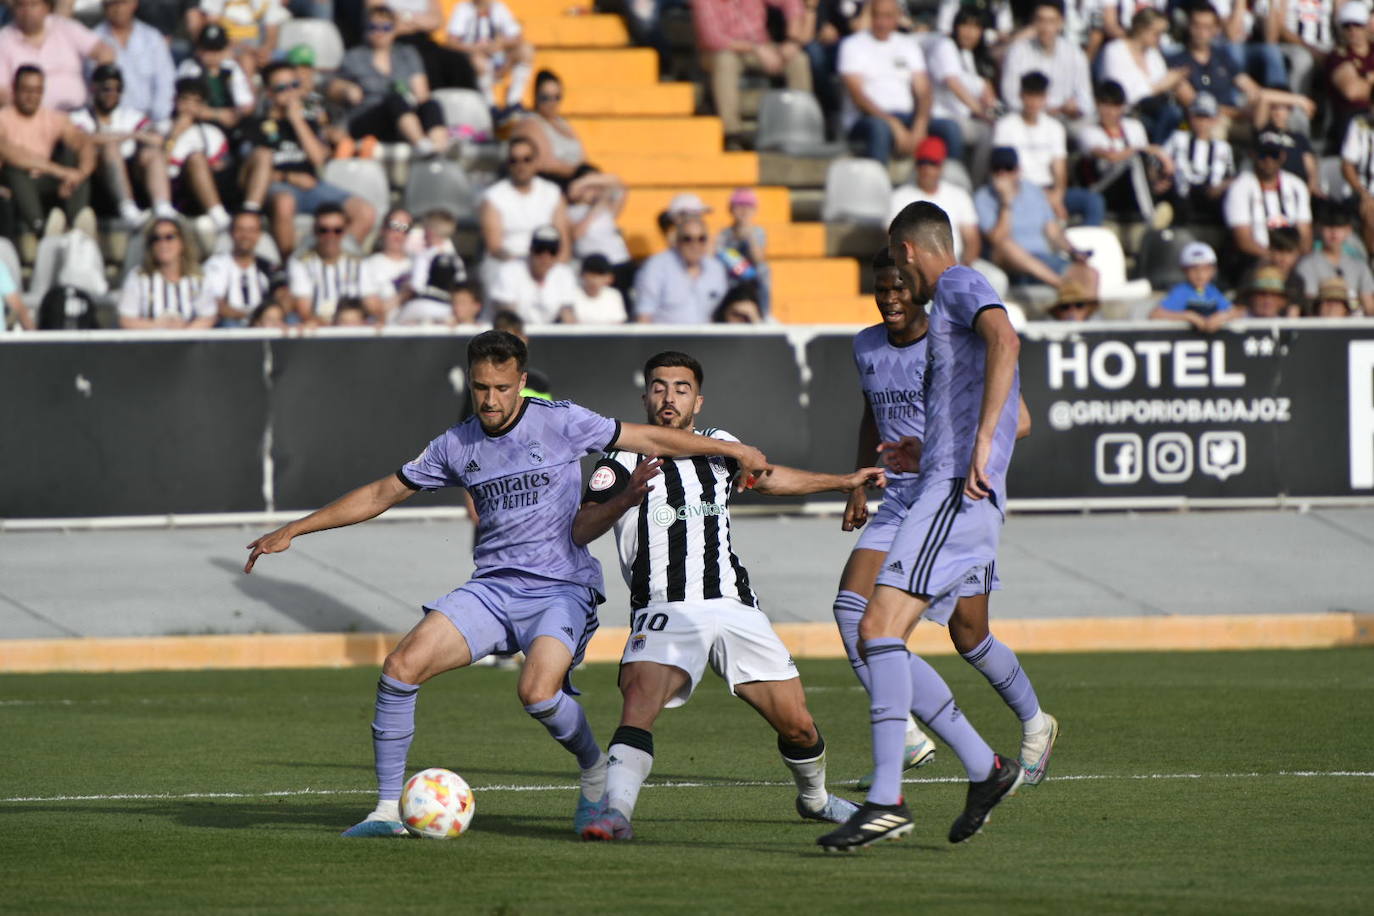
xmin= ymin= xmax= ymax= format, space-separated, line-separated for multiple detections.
xmin=1317 ymin=202 xmax=1353 ymax=227
xmin=644 ymin=350 xmax=704 ymax=388
xmin=232 ymin=209 xmax=263 ymax=228
xmin=468 ymin=329 xmax=527 ymax=370
xmin=334 ymin=297 xmax=366 ymax=317
xmin=1095 ymin=80 xmax=1126 ymax=105
xmin=535 ymin=68 xmax=561 ymax=92
xmin=174 ymin=75 xmax=207 ymax=99
xmin=952 ymin=6 xmax=987 ymax=30
xmin=871 ymin=246 xmax=895 ymax=271
xmin=1020 ymin=71 xmax=1050 ymax=95
xmin=1189 ymin=1 xmax=1220 ymax=19
xmin=492 ymin=309 xmax=524 ymax=336
xmin=889 ymin=200 xmax=954 ymax=256
xmin=14 ymin=64 xmax=43 ymax=89
xmin=261 ymin=61 xmax=295 ymax=86
xmin=1269 ymin=226 xmax=1301 ymax=252
xmin=314 ymin=201 xmax=346 ymax=223
xmin=508 ymin=135 xmax=537 ymax=158
xmin=1032 ymin=0 xmax=1064 ymax=15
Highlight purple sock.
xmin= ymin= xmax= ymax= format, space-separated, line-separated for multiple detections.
xmin=372 ymin=673 xmax=419 ymax=803
xmin=525 ymin=693 xmax=602 ymax=769
xmin=961 ymin=634 xmax=1041 ymax=722
xmin=907 ymin=653 xmax=995 ymax=782
xmin=832 ymin=590 xmax=872 ymax=694
xmin=862 ymin=636 xmax=912 ymax=806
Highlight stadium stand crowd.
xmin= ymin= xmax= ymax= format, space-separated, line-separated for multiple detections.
xmin=1 ymin=0 xmax=1373 ymax=330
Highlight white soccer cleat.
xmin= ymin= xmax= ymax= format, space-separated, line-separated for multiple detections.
xmin=1019 ymin=714 xmax=1060 ymax=786
xmin=855 ymin=733 xmax=937 ymax=791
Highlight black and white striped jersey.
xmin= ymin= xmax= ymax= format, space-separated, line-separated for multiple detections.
xmin=582 ymin=427 xmax=758 ymax=611
xmin=116 ymin=270 xmax=217 ymax=322
xmin=203 ymin=253 xmax=273 ymax=314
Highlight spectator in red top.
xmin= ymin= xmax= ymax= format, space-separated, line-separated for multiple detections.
xmin=693 ymin=0 xmax=812 ymax=145
xmin=1327 ymin=1 xmax=1374 ymax=147
xmin=0 ymin=0 xmax=115 ymax=110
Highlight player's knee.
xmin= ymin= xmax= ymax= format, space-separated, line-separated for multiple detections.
xmin=516 ymin=679 xmax=557 ymax=708
xmin=381 ymin=648 xmax=420 ymax=684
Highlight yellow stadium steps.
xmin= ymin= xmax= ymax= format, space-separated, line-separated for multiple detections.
xmin=570 ymin=116 xmax=723 ymax=157
xmin=532 ymin=49 xmax=659 ymax=88
xmin=770 ymin=257 xmax=861 ymax=305
xmin=506 ymin=0 xmax=593 ymax=18
xmin=550 ymin=84 xmax=694 ymax=117
xmin=591 ymin=151 xmax=757 ymax=186
xmin=765 ymin=222 xmax=827 ymax=259
xmin=773 ymin=294 xmax=874 ymax=325
xmin=523 ymin=13 xmax=628 ymax=47
xmin=616 ymin=186 xmax=791 ymax=258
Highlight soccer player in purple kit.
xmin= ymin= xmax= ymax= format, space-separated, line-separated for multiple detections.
xmin=818 ymin=202 xmax=1034 ymax=852
xmin=243 ymin=330 xmax=771 ymax=838
xmin=838 ymin=249 xmax=1054 ymax=794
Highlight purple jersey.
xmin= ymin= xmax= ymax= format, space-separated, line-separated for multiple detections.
xmin=853 ymin=323 xmax=928 ymax=485
xmin=400 ymin=398 xmax=620 ymax=595
xmin=919 ymin=265 xmax=1020 ymax=502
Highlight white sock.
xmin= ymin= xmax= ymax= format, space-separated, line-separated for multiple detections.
xmin=904 ymin=714 xmax=928 ymax=746
xmin=781 ymin=743 xmax=828 ymax=810
xmin=370 ymin=798 xmax=401 ymax=822
xmin=605 ymin=743 xmax=653 ymax=818
xmin=1023 ymin=709 xmax=1048 ymax=735
xmin=580 ymin=750 xmax=609 ymax=803
xmin=506 ymin=62 xmax=531 ymax=107
xmin=477 ymin=70 xmax=495 ymax=106
xmin=207 ymin=204 xmax=231 ymax=230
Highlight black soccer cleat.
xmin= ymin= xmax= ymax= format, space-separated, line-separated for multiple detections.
xmin=816 ymin=801 xmax=913 ymax=852
xmin=948 ymin=754 xmax=1024 ymax=844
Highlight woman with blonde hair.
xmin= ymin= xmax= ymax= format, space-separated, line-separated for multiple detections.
xmin=1099 ymin=8 xmax=1191 ymax=140
xmin=117 ymin=218 xmax=218 ymax=329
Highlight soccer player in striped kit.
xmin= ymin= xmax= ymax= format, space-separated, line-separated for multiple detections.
xmin=572 ymin=351 xmax=885 ymax=841
xmin=836 ymin=249 xmax=1053 ymax=795
xmin=244 ymin=331 xmax=771 ymax=838
xmin=819 ymin=202 xmax=1047 ymax=851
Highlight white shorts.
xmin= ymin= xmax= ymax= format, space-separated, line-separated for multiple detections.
xmin=619 ymin=598 xmax=799 ymax=708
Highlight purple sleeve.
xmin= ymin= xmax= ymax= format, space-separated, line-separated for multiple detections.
xmin=557 ymin=401 xmax=621 ymax=455
xmin=398 ymin=432 xmax=458 ymax=490
xmin=947 ymin=281 xmax=1003 ymax=333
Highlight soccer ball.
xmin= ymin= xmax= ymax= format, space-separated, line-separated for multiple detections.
xmin=400 ymin=767 xmax=476 ymax=839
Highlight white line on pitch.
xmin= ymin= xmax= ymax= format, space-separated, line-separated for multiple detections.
xmin=2 ymin=770 xmax=1371 ymax=804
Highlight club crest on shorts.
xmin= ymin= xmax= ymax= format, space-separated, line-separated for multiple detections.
xmin=630 ymin=633 xmax=646 ymax=653
xmin=527 ymin=441 xmax=545 ymax=464
xmin=589 ymin=466 xmax=616 ymax=491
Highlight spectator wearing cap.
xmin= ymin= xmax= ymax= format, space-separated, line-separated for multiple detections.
xmin=1241 ymin=265 xmax=1301 ymax=317
xmin=95 ymin=0 xmax=175 ymax=125
xmin=70 ymin=63 xmax=176 ymax=229
xmin=203 ymin=209 xmax=275 ymax=325
xmin=286 ymin=201 xmax=385 ymax=324
xmin=1151 ymin=241 xmax=1237 ymax=331
xmin=394 ymin=255 xmax=481 ymax=325
xmin=163 ymin=76 xmax=236 ymax=232
xmin=1311 ymin=276 xmax=1357 ymax=315
xmin=479 ymin=135 xmax=570 ymax=292
xmin=889 ymin=135 xmax=1009 ymax=295
xmin=1225 ymin=136 xmax=1313 ymax=276
xmin=1330 ymin=1 xmax=1374 ymax=146
xmin=691 ymin=0 xmax=811 ymax=146
xmin=0 ymin=65 xmax=96 ymax=253
xmin=1099 ymin=9 xmax=1190 ymax=142
xmin=242 ymin=61 xmax=376 ymax=258
xmin=1047 ymin=279 xmax=1100 ymax=321
xmin=922 ymin=7 xmax=998 ymax=165
xmin=365 ymin=207 xmax=417 ymax=315
xmin=974 ymin=145 xmax=1087 ymax=289
xmin=175 ymin=23 xmax=253 ymax=133
xmin=1253 ymin=101 xmax=1319 ymax=198
xmin=1160 ymin=91 xmax=1235 ymax=224
xmin=444 ymin=0 xmax=535 ymax=118
xmin=1000 ymin=0 xmax=1095 ymax=125
xmin=0 ymin=0 xmax=115 ymax=110
xmin=332 ymin=6 xmax=450 ymax=159
xmin=994 ymin=71 xmax=1104 ymax=225
xmin=838 ymin=0 xmax=931 ymax=161
xmin=285 ymin=44 xmax=333 ymax=130
xmin=1078 ymin=80 xmax=1173 ymax=224
xmin=715 ymin=187 xmax=771 ymax=316
xmin=186 ymin=0 xmax=287 ymax=79
xmin=570 ymin=254 xmax=627 ymax=323
xmin=1294 ymin=207 xmax=1374 ymax=312
xmin=490 ymin=225 xmax=579 ymax=324
xmin=634 ymin=213 xmax=730 ymax=323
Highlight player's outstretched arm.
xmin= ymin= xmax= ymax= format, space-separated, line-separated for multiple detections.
xmin=614 ymin=422 xmax=771 ymax=492
xmin=244 ymin=474 xmax=416 ymax=573
xmin=752 ymin=465 xmax=886 ymax=497
xmin=967 ymin=306 xmax=1021 ymax=500
xmin=572 ymin=457 xmax=662 ymax=546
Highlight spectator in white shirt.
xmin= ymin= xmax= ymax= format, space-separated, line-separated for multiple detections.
xmin=924 ymin=7 xmax=999 ymax=164
xmin=203 ymin=209 xmax=275 ymax=325
xmin=1001 ymin=0 xmax=1095 ymax=124
xmin=993 ymin=71 xmax=1105 ymax=224
xmin=479 ymin=136 xmax=570 ymax=292
xmin=287 ymin=202 xmax=385 ymax=324
xmin=1099 ymin=8 xmax=1190 ymax=141
xmin=569 ymin=254 xmax=627 ymax=324
xmin=837 ymin=0 xmax=933 ymax=161
xmin=1078 ymin=79 xmax=1173 ymax=223
xmin=364 ymin=207 xmax=417 ymax=316
xmin=490 ymin=225 xmax=578 ymax=324
xmin=1224 ymin=136 xmax=1313 ymax=279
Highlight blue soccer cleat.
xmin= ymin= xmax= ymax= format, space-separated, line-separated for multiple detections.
xmin=340 ymin=817 xmax=408 ymax=838
xmin=796 ymin=793 xmax=861 ymax=824
xmin=573 ymin=793 xmax=607 ymax=835
xmin=579 ymin=807 xmax=634 ymax=841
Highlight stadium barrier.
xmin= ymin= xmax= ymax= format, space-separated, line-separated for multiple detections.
xmin=3 ymin=320 xmax=1374 ymax=520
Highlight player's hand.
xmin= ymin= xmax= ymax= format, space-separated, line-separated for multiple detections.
xmin=731 ymin=444 xmax=772 ymax=493
xmin=844 ymin=466 xmax=887 ymax=493
xmin=842 ymin=486 xmax=869 ymax=532
xmin=964 ymin=439 xmax=992 ymax=500
xmin=244 ymin=525 xmax=294 ymax=573
xmin=619 ymin=457 xmax=662 ymax=507
xmin=876 ymin=436 xmax=922 ymax=474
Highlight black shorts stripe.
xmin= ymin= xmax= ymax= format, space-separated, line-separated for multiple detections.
xmin=660 ymin=459 xmax=689 ymax=603
xmin=911 ymin=478 xmax=965 ymax=595
xmin=689 ymin=457 xmax=724 ymax=600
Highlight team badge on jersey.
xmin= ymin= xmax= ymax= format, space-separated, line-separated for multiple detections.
xmin=527 ymin=442 xmax=545 ymax=464
xmin=630 ymin=633 xmax=646 ymax=653
xmin=589 ymin=466 xmax=617 ymax=491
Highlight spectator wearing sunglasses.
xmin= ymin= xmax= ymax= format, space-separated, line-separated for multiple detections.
xmin=242 ymin=60 xmax=376 ymax=258
xmin=118 ymin=217 xmax=217 ymax=328
xmin=478 ymin=134 xmax=570 ymax=292
xmin=509 ymin=69 xmax=610 ymax=195
xmin=633 ymin=214 xmax=729 ymax=324
xmin=94 ymin=0 xmax=176 ymax=125
xmin=365 ymin=206 xmax=418 ymax=315
xmin=1223 ymin=136 xmax=1312 ymax=281
xmin=332 ymin=5 xmax=449 ymax=158
xmin=287 ymin=202 xmax=385 ymax=325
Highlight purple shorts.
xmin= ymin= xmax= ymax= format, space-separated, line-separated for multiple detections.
xmin=874 ymin=476 xmax=1004 ymax=620
xmin=424 ymin=573 xmax=599 ymax=691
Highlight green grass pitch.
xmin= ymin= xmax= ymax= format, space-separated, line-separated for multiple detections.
xmin=2 ymin=648 xmax=1372 ymax=914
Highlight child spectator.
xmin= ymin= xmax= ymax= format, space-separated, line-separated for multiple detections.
xmin=1151 ymin=241 xmax=1237 ymax=332
xmin=409 ymin=205 xmax=462 ymax=297
xmin=187 ymin=0 xmax=287 ymax=78
xmin=164 ymin=77 xmax=235 ymax=231
xmin=175 ymin=24 xmax=253 ymax=133
xmin=249 ymin=298 xmax=287 ymax=327
xmin=396 ymin=257 xmax=481 ymax=325
xmin=569 ymin=254 xmax=626 ymax=323
xmin=715 ymin=187 xmax=771 ymax=316
xmin=711 ymin=282 xmax=764 ymax=323
xmin=333 ymin=296 xmax=369 ymax=325
xmin=1162 ymin=92 xmax=1235 ymax=224
xmin=1293 ymin=206 xmax=1374 ymax=313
